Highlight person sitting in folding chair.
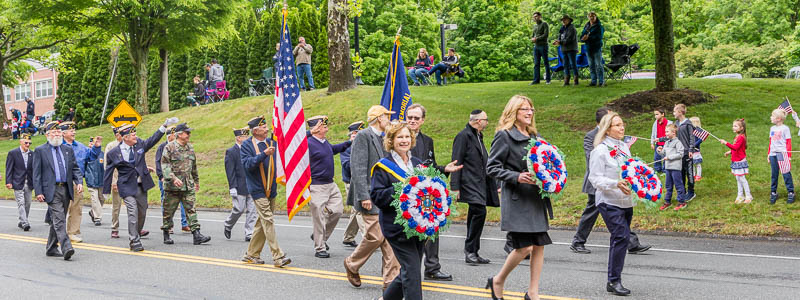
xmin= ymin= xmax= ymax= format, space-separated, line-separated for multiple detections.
xmin=408 ymin=48 xmax=432 ymax=86
xmin=186 ymin=76 xmax=204 ymax=107
xmin=427 ymin=48 xmax=460 ymax=86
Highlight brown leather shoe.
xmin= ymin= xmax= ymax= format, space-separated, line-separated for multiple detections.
xmin=343 ymin=258 xmax=361 ymax=287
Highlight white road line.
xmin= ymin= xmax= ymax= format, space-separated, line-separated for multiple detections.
xmin=3 ymin=204 xmax=799 ymax=261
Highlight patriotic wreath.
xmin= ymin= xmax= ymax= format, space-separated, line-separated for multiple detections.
xmin=524 ymin=138 xmax=568 ymax=200
xmin=620 ymin=157 xmax=661 ymax=206
xmin=391 ymin=167 xmax=452 ymax=241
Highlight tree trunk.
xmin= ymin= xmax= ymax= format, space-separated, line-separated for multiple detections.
xmin=0 ymin=63 xmax=9 ymax=135
xmin=326 ymin=0 xmax=356 ymax=93
xmin=651 ymin=0 xmax=677 ymax=92
xmin=159 ymin=48 xmax=169 ymax=112
xmin=128 ymin=46 xmax=150 ymax=114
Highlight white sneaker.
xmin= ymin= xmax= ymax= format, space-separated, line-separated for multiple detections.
xmin=744 ymin=196 xmax=753 ymax=204
xmin=735 ymin=196 xmax=744 ymax=204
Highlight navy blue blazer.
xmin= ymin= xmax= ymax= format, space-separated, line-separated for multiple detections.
xmin=225 ymin=144 xmax=249 ymax=196
xmin=102 ymin=129 xmax=165 ymax=198
xmin=240 ymin=137 xmax=278 ymax=200
xmin=370 ymin=155 xmax=423 ymax=239
xmin=32 ymin=143 xmax=82 ymax=203
xmin=5 ymin=147 xmax=33 ymax=190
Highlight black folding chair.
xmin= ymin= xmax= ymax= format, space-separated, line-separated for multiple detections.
xmin=604 ymin=43 xmax=637 ymax=81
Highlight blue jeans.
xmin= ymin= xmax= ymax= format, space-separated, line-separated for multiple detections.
xmin=533 ymin=45 xmax=551 ymax=83
xmin=664 ymin=169 xmax=686 ymax=204
xmin=588 ymin=49 xmax=604 ymax=84
xmin=296 ymin=63 xmax=315 ymax=89
xmin=407 ymin=68 xmax=429 ymax=85
xmin=653 ymin=149 xmax=665 ymax=173
xmin=597 ymin=203 xmax=631 ymax=283
xmin=428 ymin=63 xmax=448 ymax=85
xmin=769 ymin=156 xmax=794 ymax=193
xmin=562 ymin=50 xmax=578 ymax=77
xmin=159 ymin=180 xmax=187 ymax=227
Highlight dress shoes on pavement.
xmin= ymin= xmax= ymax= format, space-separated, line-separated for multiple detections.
xmin=139 ymin=230 xmax=149 ymax=237
xmin=181 ymin=226 xmax=191 ymax=233
xmin=63 ymin=248 xmax=75 ymax=261
xmin=245 ymin=236 xmax=251 ymax=242
xmin=130 ymin=242 xmax=144 ymax=252
xmin=343 ymin=259 xmax=362 ymax=287
xmin=224 ymin=228 xmax=232 ymax=239
xmin=315 ymin=251 xmax=330 ymax=258
xmin=46 ymin=250 xmax=63 ymax=257
xmin=465 ymin=252 xmax=490 ymax=265
xmin=570 ymin=243 xmax=592 ymax=254
xmin=607 ymin=281 xmax=631 ymax=296
xmin=628 ymin=244 xmax=652 ymax=254
xmin=424 ymin=271 xmax=453 ymax=281
xmin=342 ymin=241 xmax=358 ymax=247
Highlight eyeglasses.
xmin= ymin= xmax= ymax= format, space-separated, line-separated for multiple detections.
xmin=23 ymin=142 xmax=31 ymax=145
xmin=407 ymin=116 xmax=423 ymax=121
xmin=518 ymin=108 xmax=535 ymax=112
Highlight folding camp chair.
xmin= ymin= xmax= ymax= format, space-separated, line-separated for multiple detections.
xmin=604 ymin=44 xmax=636 ymax=80
xmin=548 ymin=46 xmax=564 ymax=79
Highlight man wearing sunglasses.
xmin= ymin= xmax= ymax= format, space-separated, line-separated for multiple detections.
xmin=6 ymin=133 xmax=34 ymax=231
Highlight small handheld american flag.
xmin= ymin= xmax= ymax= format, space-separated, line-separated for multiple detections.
xmin=777 ymin=153 xmax=792 ymax=174
xmin=623 ymin=136 xmax=638 ymax=147
xmin=778 ymin=99 xmax=794 ymax=115
xmin=692 ymin=128 xmax=710 ymax=141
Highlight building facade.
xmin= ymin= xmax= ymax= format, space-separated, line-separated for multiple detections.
xmin=4 ymin=59 xmax=59 ymax=120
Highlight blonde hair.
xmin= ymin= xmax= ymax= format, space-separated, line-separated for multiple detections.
xmin=772 ymin=108 xmax=787 ymax=120
xmin=495 ymin=95 xmax=538 ymax=136
xmin=418 ymin=48 xmax=429 ymax=59
xmin=674 ymin=103 xmax=687 ymax=114
xmin=666 ymin=123 xmax=678 ymax=132
xmin=594 ymin=111 xmax=623 ymax=147
xmin=383 ymin=121 xmax=417 ymax=152
xmin=689 ymin=116 xmax=701 ymax=128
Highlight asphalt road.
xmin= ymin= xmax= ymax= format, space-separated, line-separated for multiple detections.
xmin=1 ymin=199 xmax=798 ymax=300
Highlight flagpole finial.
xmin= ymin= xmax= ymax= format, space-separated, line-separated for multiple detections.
xmin=394 ymin=25 xmax=402 ymax=44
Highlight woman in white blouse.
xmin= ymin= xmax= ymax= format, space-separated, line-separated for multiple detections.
xmin=587 ymin=111 xmax=634 ymax=296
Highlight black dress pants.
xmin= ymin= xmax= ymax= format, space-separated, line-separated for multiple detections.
xmin=384 ymin=235 xmax=425 ymax=300
xmin=464 ymin=203 xmax=487 ymax=254
xmin=45 ymin=185 xmax=73 ymax=254
xmin=572 ymin=194 xmax=642 ymax=249
xmin=597 ymin=203 xmax=632 ymax=283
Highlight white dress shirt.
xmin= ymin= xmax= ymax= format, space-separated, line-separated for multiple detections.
xmin=588 ymin=136 xmax=635 ymax=208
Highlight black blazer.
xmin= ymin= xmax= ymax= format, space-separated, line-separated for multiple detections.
xmin=102 ymin=129 xmax=165 ymax=198
xmin=371 ymin=155 xmax=423 ymax=240
xmin=32 ymin=143 xmax=82 ymax=203
xmin=450 ymin=124 xmax=499 ymax=207
xmin=224 ymin=144 xmax=249 ymax=196
xmin=5 ymin=147 xmax=33 ymax=190
xmin=411 ymin=131 xmax=446 ymax=175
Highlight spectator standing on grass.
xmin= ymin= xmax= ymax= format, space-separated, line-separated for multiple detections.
xmin=554 ymin=14 xmax=579 ymax=86
xmin=767 ymin=109 xmax=795 ymax=205
xmin=720 ymin=119 xmax=752 ymax=204
xmin=650 ymin=108 xmax=671 ymax=174
xmin=690 ymin=117 xmax=705 ymax=181
xmin=581 ymin=11 xmax=605 ymax=87
xmin=657 ymin=124 xmax=687 ymax=211
xmin=209 ymin=59 xmax=225 ymax=88
xmin=530 ymin=11 xmax=551 ymax=85
xmin=673 ymin=104 xmax=697 ymax=202
xmin=64 ymin=108 xmax=75 ymax=122
xmin=293 ymin=37 xmax=315 ymax=91
xmin=25 ymin=97 xmax=35 ymax=120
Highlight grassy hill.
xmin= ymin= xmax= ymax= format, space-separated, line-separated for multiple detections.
xmin=3 ymin=79 xmax=800 ymax=237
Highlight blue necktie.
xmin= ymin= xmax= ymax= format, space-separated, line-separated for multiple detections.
xmin=55 ymin=147 xmax=66 ymax=182
xmin=128 ymin=147 xmax=135 ymax=163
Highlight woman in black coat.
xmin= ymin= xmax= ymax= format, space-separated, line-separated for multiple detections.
xmin=371 ymin=122 xmax=460 ymax=300
xmin=486 ymin=95 xmax=552 ymax=300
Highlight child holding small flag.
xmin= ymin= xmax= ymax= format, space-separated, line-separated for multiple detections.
xmin=689 ymin=117 xmax=705 ymax=181
xmin=657 ymin=124 xmax=687 ymax=211
xmin=650 ymin=108 xmax=671 ymax=174
xmin=720 ymin=119 xmax=752 ymax=204
xmin=768 ymin=109 xmax=795 ymax=204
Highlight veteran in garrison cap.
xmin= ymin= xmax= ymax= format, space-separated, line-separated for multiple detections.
xmin=341 ymin=120 xmax=365 ymax=247
xmin=240 ymin=115 xmax=292 ymax=267
xmin=223 ymin=127 xmax=257 ymax=241
xmin=155 ymin=125 xmax=190 ymax=234
xmin=160 ymin=123 xmax=210 ymax=245
xmin=6 ymin=132 xmax=34 ymax=232
xmin=105 ymin=125 xmax=126 ymax=238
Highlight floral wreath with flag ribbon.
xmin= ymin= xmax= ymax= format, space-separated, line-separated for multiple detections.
xmin=389 ymin=166 xmax=452 ymax=241
xmin=607 ymin=145 xmax=661 ymax=207
xmin=524 ymin=138 xmax=568 ymax=200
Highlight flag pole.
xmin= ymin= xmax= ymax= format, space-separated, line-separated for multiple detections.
xmin=626 ymin=135 xmax=653 ymax=141
xmin=647 ymin=158 xmax=667 ymax=166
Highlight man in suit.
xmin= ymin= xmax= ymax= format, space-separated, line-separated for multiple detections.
xmin=103 ymin=118 xmax=176 ymax=251
xmin=223 ymin=127 xmax=257 ymax=241
xmin=343 ymin=105 xmax=400 ymax=289
xmin=341 ymin=121 xmax=365 ymax=248
xmin=6 ymin=133 xmax=34 ymax=231
xmin=240 ymin=116 xmax=292 ymax=267
xmin=406 ymin=104 xmax=453 ymax=281
xmin=60 ymin=121 xmax=101 ymax=243
xmin=105 ymin=126 xmax=124 ymax=238
xmin=571 ymin=107 xmax=651 ymax=254
xmin=451 ymin=109 xmax=500 ymax=265
xmin=33 ymin=121 xmax=82 ymax=260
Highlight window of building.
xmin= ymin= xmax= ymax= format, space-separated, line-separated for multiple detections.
xmin=3 ymin=87 xmax=10 ymax=103
xmin=35 ymin=79 xmax=54 ymax=99
xmin=14 ymin=83 xmax=31 ymax=102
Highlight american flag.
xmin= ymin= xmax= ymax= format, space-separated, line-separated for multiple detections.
xmin=273 ymin=10 xmax=311 ymax=221
xmin=623 ymin=136 xmax=638 ymax=147
xmin=778 ymin=153 xmax=792 ymax=174
xmin=778 ymin=99 xmax=794 ymax=115
xmin=692 ymin=128 xmax=709 ymax=141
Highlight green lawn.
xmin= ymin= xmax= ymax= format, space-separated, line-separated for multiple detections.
xmin=3 ymin=79 xmax=800 ymax=237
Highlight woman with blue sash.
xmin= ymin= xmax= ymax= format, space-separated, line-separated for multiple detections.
xmin=370 ymin=121 xmax=460 ymax=300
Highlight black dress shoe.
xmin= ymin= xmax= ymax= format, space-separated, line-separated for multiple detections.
xmin=245 ymin=236 xmax=251 ymax=242
xmin=628 ymin=244 xmax=652 ymax=254
xmin=475 ymin=254 xmax=491 ymax=264
xmin=46 ymin=250 xmax=63 ymax=257
xmin=94 ymin=220 xmax=101 ymax=226
xmin=315 ymin=251 xmax=330 ymax=258
xmin=485 ymin=277 xmax=503 ymax=300
xmin=23 ymin=224 xmax=31 ymax=231
xmin=570 ymin=243 xmax=592 ymax=254
xmin=18 ymin=222 xmax=23 ymax=229
xmin=63 ymin=248 xmax=75 ymax=261
xmin=342 ymin=241 xmax=358 ymax=247
xmin=607 ymin=281 xmax=631 ymax=296
xmin=224 ymin=228 xmax=232 ymax=239
xmin=466 ymin=252 xmax=481 ymax=264
xmin=130 ymin=242 xmax=144 ymax=252
xmin=425 ymin=271 xmax=453 ymax=281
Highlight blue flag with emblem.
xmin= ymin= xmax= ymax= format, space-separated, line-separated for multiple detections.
xmin=380 ymin=36 xmax=413 ymax=121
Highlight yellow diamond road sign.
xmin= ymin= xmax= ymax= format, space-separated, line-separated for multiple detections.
xmin=106 ymin=99 xmax=142 ymax=127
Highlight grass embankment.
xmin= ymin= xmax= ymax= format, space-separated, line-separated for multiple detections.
xmin=2 ymin=79 xmax=799 ymax=237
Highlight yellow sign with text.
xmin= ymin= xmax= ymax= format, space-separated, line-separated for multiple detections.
xmin=106 ymin=99 xmax=142 ymax=127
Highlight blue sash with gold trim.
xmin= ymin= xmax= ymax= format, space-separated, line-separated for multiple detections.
xmin=371 ymin=158 xmax=407 ymax=181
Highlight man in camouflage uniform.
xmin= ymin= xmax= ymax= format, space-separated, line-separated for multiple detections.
xmin=160 ymin=123 xmax=211 ymax=245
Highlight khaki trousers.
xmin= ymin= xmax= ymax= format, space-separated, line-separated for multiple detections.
xmin=246 ymin=197 xmax=286 ymax=263
xmin=110 ymin=190 xmax=122 ymax=230
xmin=344 ymin=213 xmax=400 ymax=286
xmin=87 ymin=187 xmax=104 ymax=222
xmin=309 ymin=183 xmax=344 ymax=252
xmin=66 ymin=185 xmax=84 ymax=236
